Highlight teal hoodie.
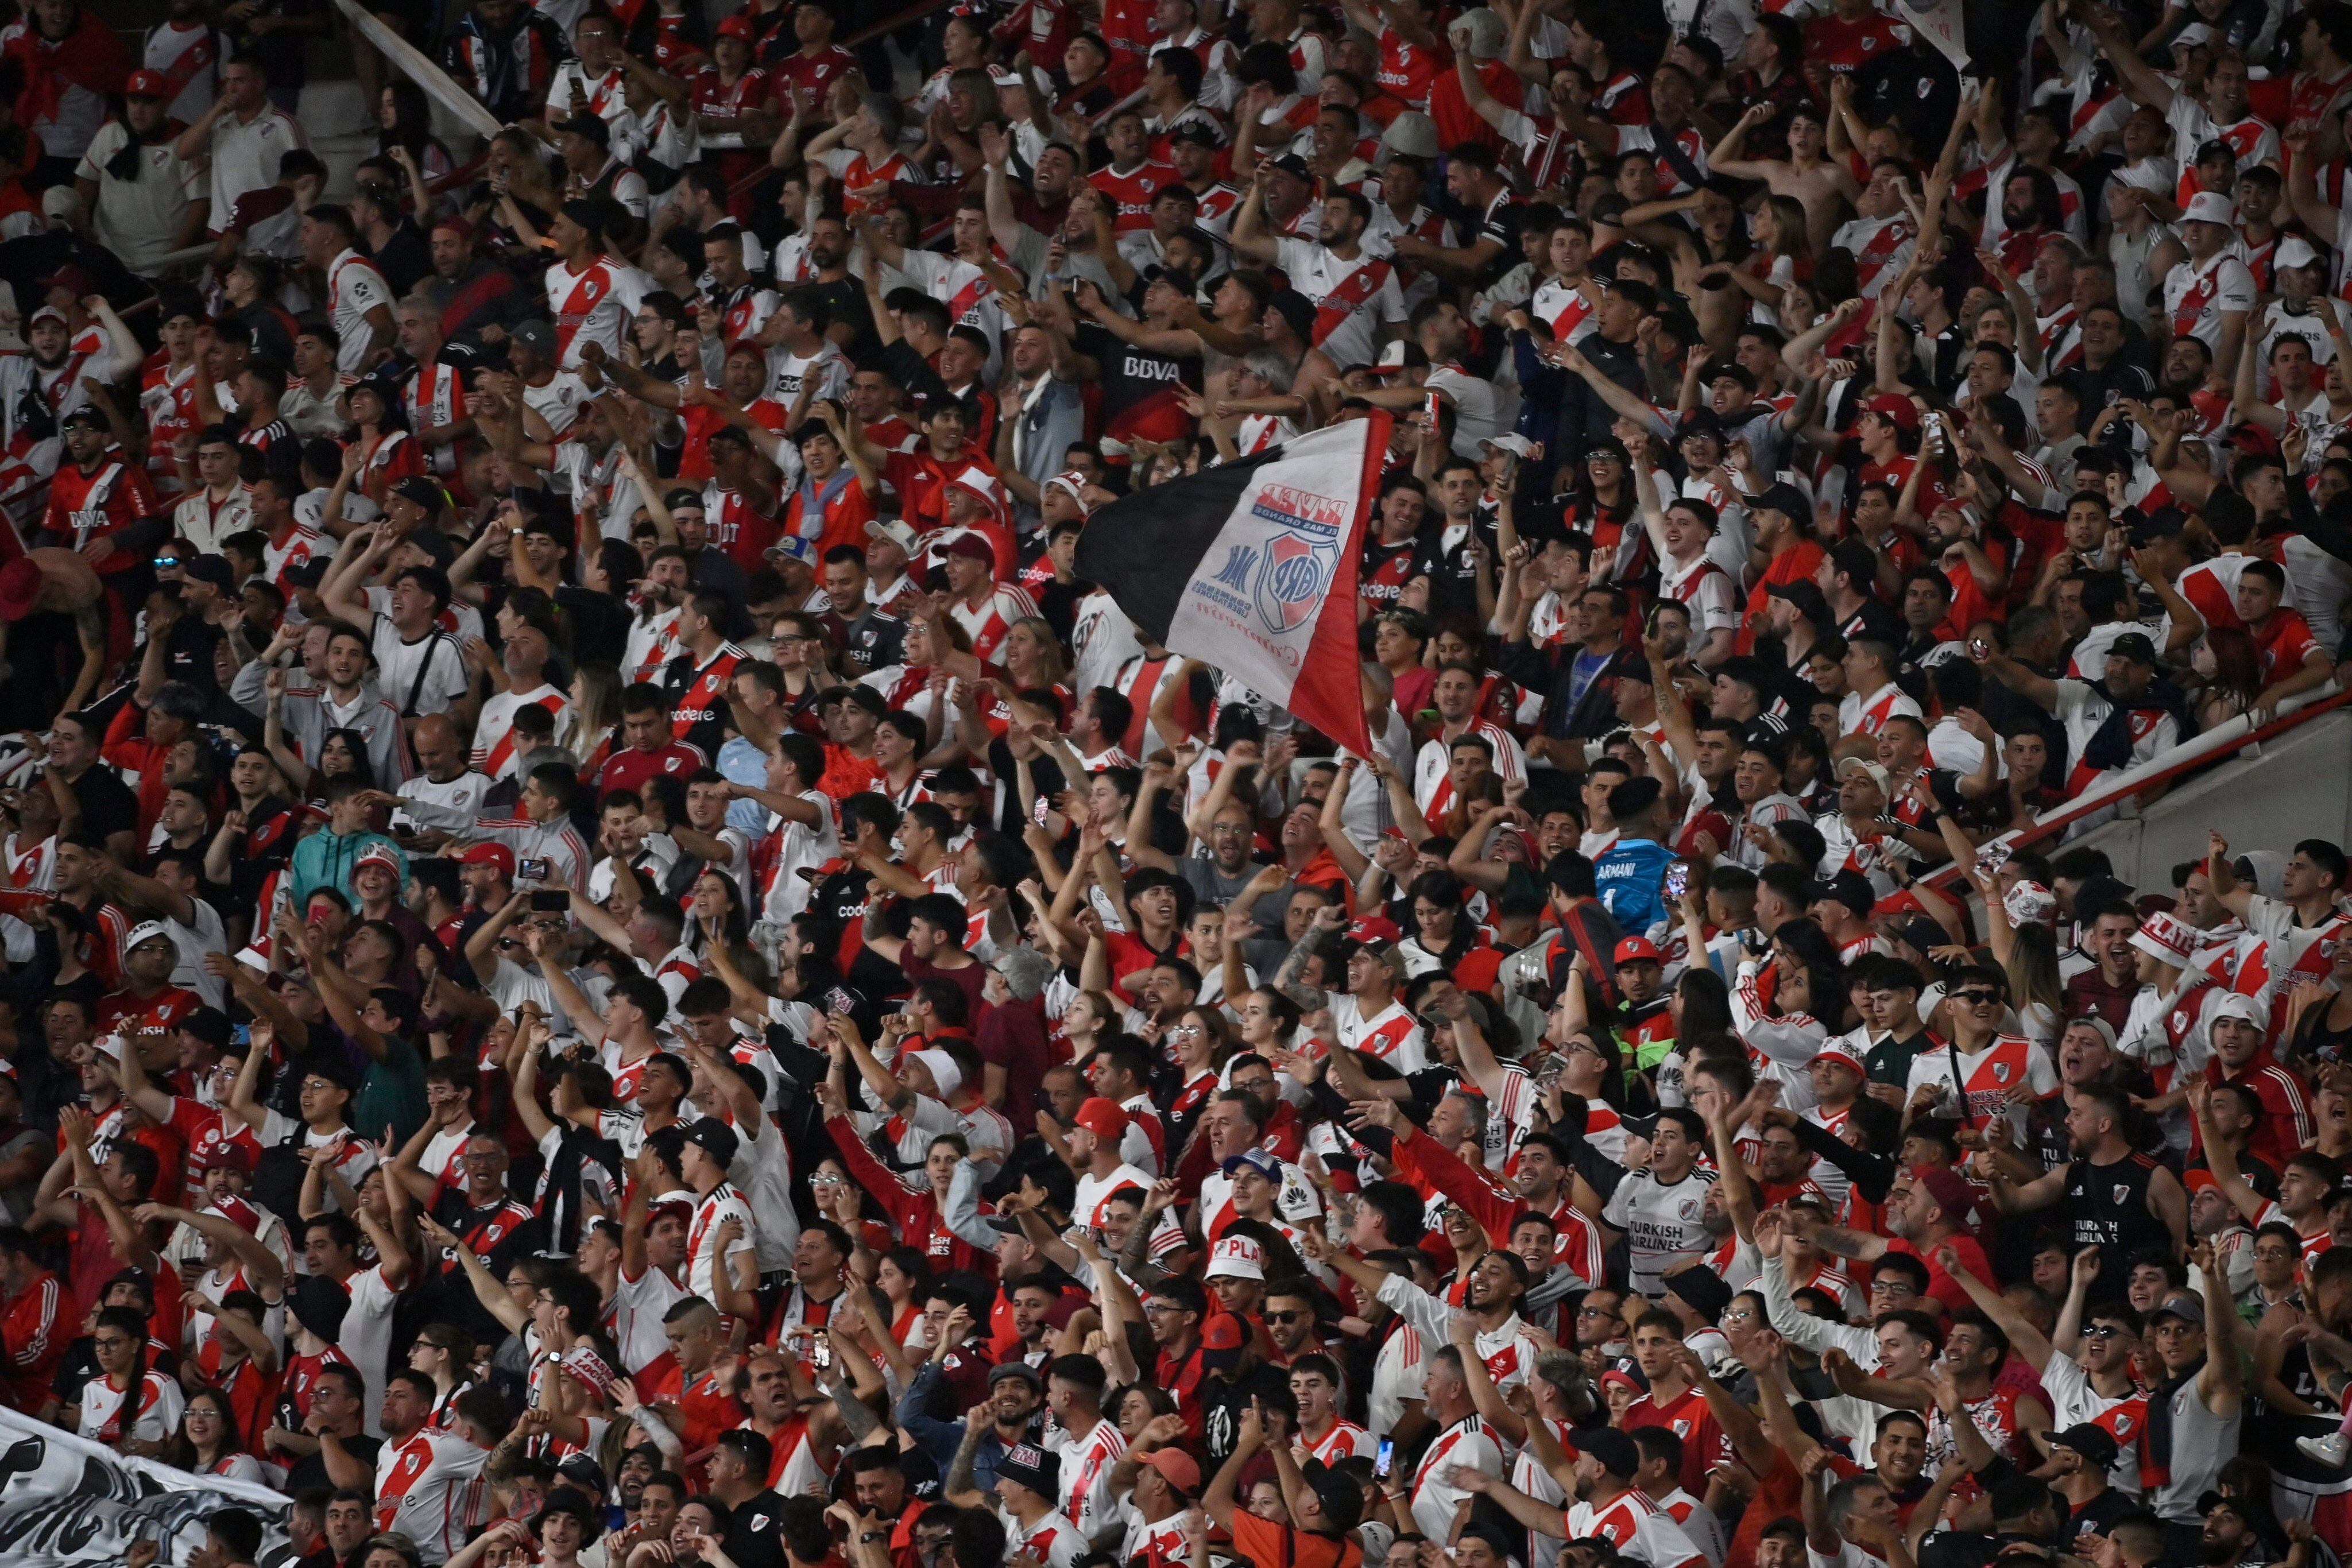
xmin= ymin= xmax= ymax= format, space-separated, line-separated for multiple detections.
xmin=291 ymin=828 xmax=408 ymax=903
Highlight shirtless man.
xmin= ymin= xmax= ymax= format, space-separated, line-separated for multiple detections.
xmin=1707 ymin=102 xmax=1862 ymax=254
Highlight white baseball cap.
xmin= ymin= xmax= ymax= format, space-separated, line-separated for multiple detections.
xmin=2180 ymin=191 xmax=2238 ymax=227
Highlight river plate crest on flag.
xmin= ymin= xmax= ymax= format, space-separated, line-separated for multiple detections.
xmin=1246 ymin=485 xmax=1344 ymax=635
xmin=1074 ymin=416 xmax=1388 ymax=757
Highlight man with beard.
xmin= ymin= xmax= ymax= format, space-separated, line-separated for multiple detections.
xmin=1302 ymin=1214 xmax=1542 ymax=1424
xmin=1232 ymin=173 xmax=1404 ymax=377
xmin=40 ymin=407 xmax=163 ymax=598
xmin=420 ymin=214 xmax=528 ymax=344
xmin=913 ymin=1360 xmax=1043 ymax=1489
xmin=1984 ymin=1084 xmax=2187 ymax=1292
xmin=1943 ymin=1250 xmax=2149 ymax=1499
xmin=1370 ymin=1090 xmax=1607 ymax=1289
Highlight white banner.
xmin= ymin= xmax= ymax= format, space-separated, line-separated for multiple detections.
xmin=0 ymin=1404 xmax=291 ymax=1566
xmin=328 ymin=0 xmax=505 ymax=140
xmin=1894 ymin=0 xmax=1971 ymax=70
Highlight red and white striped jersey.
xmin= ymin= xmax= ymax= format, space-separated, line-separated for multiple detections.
xmin=1304 ymin=1418 xmax=1378 ymax=1464
xmin=947 ymin=583 xmax=1040 ymax=667
xmin=544 ymin=254 xmax=651 ymax=369
xmin=1564 ymin=1487 xmax=1709 ymax=1568
xmin=78 ymin=1368 xmax=184 ymax=1446
xmin=374 ymin=1428 xmax=491 ymax=1563
xmin=1054 ymin=1416 xmax=1128 ymax=1539
xmin=472 ymin=684 xmax=574 ymax=780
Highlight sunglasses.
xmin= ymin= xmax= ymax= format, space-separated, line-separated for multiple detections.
xmin=1265 ymin=1311 xmax=1306 ymax=1325
xmin=2083 ymin=1323 xmax=2125 ymax=1339
xmin=1953 ymin=989 xmax=2003 ymax=1006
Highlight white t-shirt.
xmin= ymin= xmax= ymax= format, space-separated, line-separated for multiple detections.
xmin=612 ymin=1261 xmax=690 ymax=1375
xmin=77 ymin=121 xmax=203 ymax=273
xmin=757 ymin=790 xmax=840 ymax=924
xmin=345 ymin=1262 xmax=402 ymax=1437
xmin=205 ymin=104 xmax=307 ymax=235
xmin=369 ymin=618 xmax=469 ymax=719
xmin=728 ymin=1113 xmax=802 ymax=1275
xmin=1274 ymin=237 xmax=1408 ymax=371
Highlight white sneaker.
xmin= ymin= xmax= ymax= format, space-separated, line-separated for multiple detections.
xmin=2297 ymin=1433 xmax=2350 ymax=1468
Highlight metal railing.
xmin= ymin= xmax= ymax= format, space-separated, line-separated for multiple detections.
xmin=1915 ymin=680 xmax=2352 ymax=890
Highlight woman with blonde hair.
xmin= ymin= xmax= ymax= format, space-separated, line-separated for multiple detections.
xmin=569 ymin=660 xmax=623 ymax=773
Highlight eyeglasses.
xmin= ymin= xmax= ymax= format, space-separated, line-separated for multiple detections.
xmin=93 ymin=1335 xmax=133 ymax=1350
xmin=1265 ymin=1311 xmax=1306 ymax=1325
xmin=1170 ymin=1024 xmax=1204 ymax=1038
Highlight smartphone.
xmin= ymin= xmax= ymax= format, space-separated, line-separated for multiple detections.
xmin=1975 ymin=841 xmax=2012 ymax=875
xmin=517 ymin=857 xmax=550 ymax=883
xmin=389 ymin=810 xmax=419 ymax=834
xmin=1375 ymin=1438 xmax=1394 ymax=1479
xmin=1664 ymin=862 xmax=1690 ymax=903
xmin=530 ymin=890 xmax=570 ymax=913
xmin=1969 ymin=636 xmax=1990 ymax=658
xmin=813 ymin=1338 xmax=834 ymax=1370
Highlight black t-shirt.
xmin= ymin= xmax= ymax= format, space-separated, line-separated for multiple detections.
xmin=830 ymin=604 xmax=906 ymax=678
xmin=2063 ymin=359 xmax=2156 ymax=438
xmin=722 ymin=1489 xmax=792 ymax=1568
xmin=1361 ymin=534 xmax=1440 ymax=620
xmin=285 ymin=1433 xmax=382 ymax=1496
xmin=1832 ymin=595 xmax=1906 ymax=651
xmin=370 ymin=220 xmax=434 ymax=299
xmin=556 ymin=585 xmax=630 ymax=673
xmin=802 ymin=276 xmax=880 ymax=362
xmin=2065 ymin=1488 xmax=2140 ymax=1544
xmin=1473 ymin=192 xmax=1526 ymax=289
xmin=1200 ymin=1363 xmax=1294 ymax=1468
xmin=68 ymin=764 xmax=140 ymax=845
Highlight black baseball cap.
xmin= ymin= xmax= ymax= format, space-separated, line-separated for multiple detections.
xmin=1750 ymin=481 xmax=1811 ymax=522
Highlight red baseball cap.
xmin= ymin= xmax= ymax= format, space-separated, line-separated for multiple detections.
xmin=715 ymin=13 xmax=755 ymax=36
xmin=459 ymin=842 xmax=517 ymax=877
xmin=1074 ymin=1096 xmax=1129 ymax=1141
xmin=1866 ymin=393 xmax=1920 ymax=433
xmin=125 ymin=68 xmax=173 ymax=99
xmin=1139 ymin=1448 xmax=1201 ymax=1495
xmin=1613 ymin=936 xmax=1662 ymax=966
xmin=1201 ymin=1313 xmax=1247 ymax=1351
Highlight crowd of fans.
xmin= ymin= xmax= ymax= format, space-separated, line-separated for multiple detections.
xmin=13 ymin=1 xmax=2352 ymax=1568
